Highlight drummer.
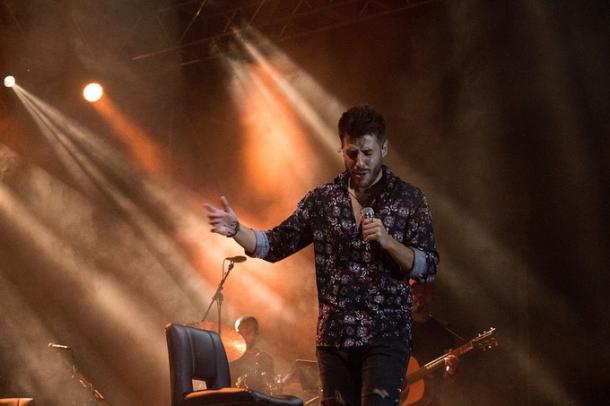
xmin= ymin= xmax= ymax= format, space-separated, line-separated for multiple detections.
xmin=230 ymin=316 xmax=275 ymax=394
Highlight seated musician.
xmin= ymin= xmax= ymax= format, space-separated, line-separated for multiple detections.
xmin=229 ymin=316 xmax=275 ymax=394
xmin=406 ymin=282 xmax=458 ymax=406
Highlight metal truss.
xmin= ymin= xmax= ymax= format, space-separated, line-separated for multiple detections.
xmin=129 ymin=0 xmax=440 ymax=65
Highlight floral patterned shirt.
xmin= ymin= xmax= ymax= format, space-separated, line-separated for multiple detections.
xmin=250 ymin=166 xmax=439 ymax=348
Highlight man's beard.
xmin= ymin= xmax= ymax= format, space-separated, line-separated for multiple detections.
xmin=350 ymin=164 xmax=382 ymax=190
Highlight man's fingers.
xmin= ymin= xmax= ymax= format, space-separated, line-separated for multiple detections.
xmin=203 ymin=203 xmax=218 ymax=213
xmin=220 ymin=196 xmax=233 ymax=213
xmin=362 ymin=218 xmax=382 ymax=227
xmin=211 ymin=225 xmax=229 ymax=235
xmin=362 ymin=222 xmax=382 ymax=233
xmin=204 ymin=203 xmax=228 ymax=216
xmin=363 ymin=229 xmax=380 ymax=241
xmin=362 ymin=220 xmax=386 ymax=241
xmin=206 ymin=211 xmax=225 ymax=221
xmin=204 ymin=197 xmax=233 ymax=215
xmin=206 ymin=197 xmax=238 ymax=237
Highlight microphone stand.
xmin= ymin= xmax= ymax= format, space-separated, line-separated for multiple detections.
xmin=201 ymin=259 xmax=236 ymax=335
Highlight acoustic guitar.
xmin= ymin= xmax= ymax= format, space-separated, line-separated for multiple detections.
xmin=400 ymin=327 xmax=497 ymax=405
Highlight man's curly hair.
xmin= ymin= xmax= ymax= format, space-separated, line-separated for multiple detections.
xmin=337 ymin=105 xmax=386 ymax=144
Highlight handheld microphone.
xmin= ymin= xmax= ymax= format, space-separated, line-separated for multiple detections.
xmin=362 ymin=207 xmax=375 ymax=248
xmin=225 ymin=255 xmax=247 ymax=263
xmin=48 ymin=342 xmax=71 ymax=350
xmin=362 ymin=207 xmax=374 ymax=220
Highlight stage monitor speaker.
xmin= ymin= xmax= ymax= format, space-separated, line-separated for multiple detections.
xmin=0 ymin=399 xmax=34 ymax=406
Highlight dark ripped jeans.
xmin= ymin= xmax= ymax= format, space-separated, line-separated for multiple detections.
xmin=316 ymin=335 xmax=410 ymax=406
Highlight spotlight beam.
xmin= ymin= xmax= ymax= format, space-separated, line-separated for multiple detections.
xmin=13 ymin=85 xmax=289 ymax=320
xmin=232 ymin=28 xmax=343 ymax=162
xmin=11 ymin=84 xmax=299 ymax=349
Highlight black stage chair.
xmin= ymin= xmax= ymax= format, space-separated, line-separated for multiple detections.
xmin=166 ymin=323 xmax=303 ymax=406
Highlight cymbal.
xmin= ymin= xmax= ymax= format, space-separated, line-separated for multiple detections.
xmin=189 ymin=321 xmax=246 ymax=362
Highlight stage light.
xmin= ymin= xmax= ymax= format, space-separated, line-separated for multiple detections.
xmin=4 ymin=75 xmax=16 ymax=88
xmin=83 ymin=82 xmax=103 ymax=102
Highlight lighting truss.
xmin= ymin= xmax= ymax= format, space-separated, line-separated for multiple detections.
xmin=129 ymin=0 xmax=440 ymax=64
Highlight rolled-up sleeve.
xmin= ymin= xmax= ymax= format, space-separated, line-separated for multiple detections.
xmin=406 ymin=189 xmax=439 ymax=283
xmin=247 ymin=229 xmax=269 ymax=258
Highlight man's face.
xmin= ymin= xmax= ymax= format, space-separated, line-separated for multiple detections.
xmin=412 ymin=285 xmax=432 ymax=316
xmin=236 ymin=320 xmax=258 ymax=350
xmin=341 ymin=133 xmax=387 ymax=190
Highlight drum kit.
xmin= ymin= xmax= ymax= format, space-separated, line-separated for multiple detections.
xmin=192 ymin=258 xmax=320 ymax=403
xmin=189 ymin=321 xmax=320 ymax=404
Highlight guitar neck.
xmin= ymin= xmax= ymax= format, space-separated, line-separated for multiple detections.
xmin=406 ymin=340 xmax=475 ymax=384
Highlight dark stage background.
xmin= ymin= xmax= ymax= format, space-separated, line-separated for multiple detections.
xmin=1 ymin=1 xmax=608 ymax=405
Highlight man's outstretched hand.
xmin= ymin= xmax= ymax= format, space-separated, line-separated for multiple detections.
xmin=204 ymin=196 xmax=239 ymax=237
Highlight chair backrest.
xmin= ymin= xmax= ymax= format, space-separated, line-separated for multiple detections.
xmin=165 ymin=324 xmax=232 ymax=406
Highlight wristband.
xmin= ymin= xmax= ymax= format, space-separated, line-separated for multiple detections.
xmin=226 ymin=219 xmax=240 ymax=238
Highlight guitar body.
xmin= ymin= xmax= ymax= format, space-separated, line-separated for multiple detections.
xmin=401 ymin=356 xmax=425 ymax=405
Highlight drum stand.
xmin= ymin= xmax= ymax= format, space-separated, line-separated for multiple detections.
xmin=304 ymin=395 xmax=320 ymax=405
xmin=51 ymin=345 xmax=106 ymax=404
xmin=71 ymin=363 xmax=106 ymax=405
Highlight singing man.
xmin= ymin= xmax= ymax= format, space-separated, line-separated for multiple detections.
xmin=204 ymin=105 xmax=439 ymax=406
